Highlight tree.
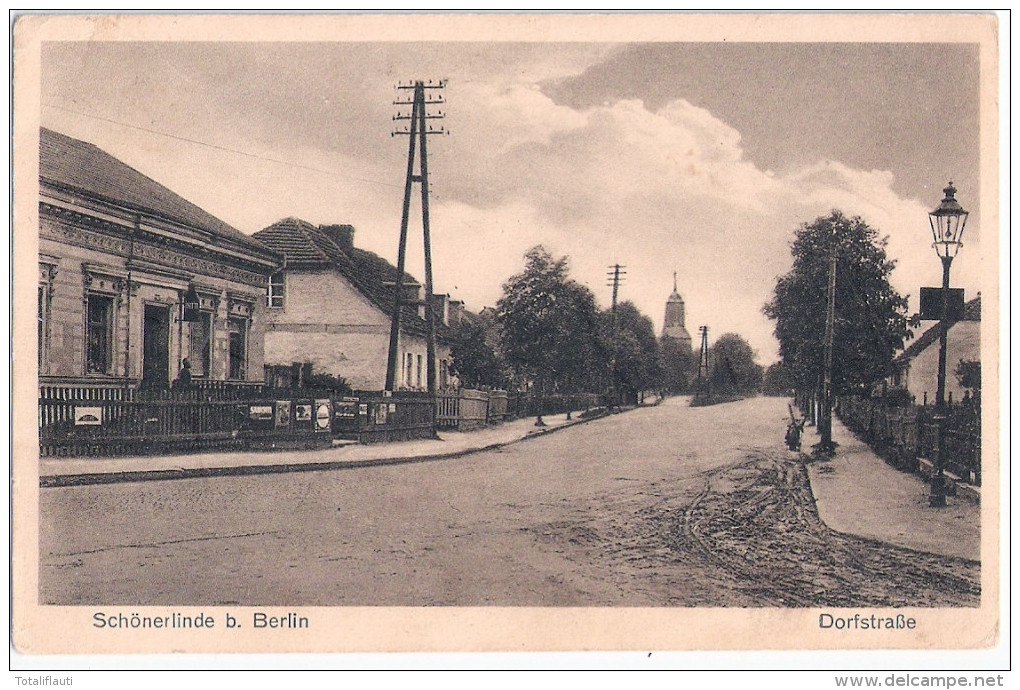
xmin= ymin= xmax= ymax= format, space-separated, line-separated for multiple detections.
xmin=955 ymin=359 xmax=981 ymax=394
xmin=602 ymin=301 xmax=660 ymax=404
xmin=449 ymin=316 xmax=506 ymax=389
xmin=762 ymin=360 xmax=797 ymax=397
xmin=658 ymin=337 xmax=697 ymax=394
xmin=708 ymin=333 xmax=762 ymax=396
xmin=496 ymin=246 xmax=601 ymax=424
xmin=763 ymin=210 xmax=910 ymax=397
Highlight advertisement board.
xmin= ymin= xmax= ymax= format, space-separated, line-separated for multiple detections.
xmin=275 ymin=401 xmax=292 ymax=429
xmin=315 ymin=399 xmax=330 ymax=432
xmin=73 ymin=406 xmax=102 ymax=426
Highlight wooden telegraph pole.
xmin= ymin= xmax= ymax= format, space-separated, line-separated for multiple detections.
xmin=606 ymin=264 xmax=625 ymax=407
xmin=820 ymin=225 xmax=837 ymax=453
xmin=385 ymin=80 xmax=447 ymax=395
xmin=697 ymin=325 xmax=710 ymax=400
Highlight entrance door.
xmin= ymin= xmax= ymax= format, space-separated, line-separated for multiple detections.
xmin=142 ymin=304 xmax=170 ymax=389
xmin=228 ymin=317 xmax=247 ymax=380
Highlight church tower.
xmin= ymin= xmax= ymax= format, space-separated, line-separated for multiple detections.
xmin=662 ymin=272 xmax=692 ymax=349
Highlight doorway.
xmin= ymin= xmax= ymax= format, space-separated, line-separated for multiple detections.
xmin=228 ymin=317 xmax=247 ymax=380
xmin=142 ymin=304 xmax=170 ymax=389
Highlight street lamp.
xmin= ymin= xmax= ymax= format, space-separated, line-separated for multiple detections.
xmin=927 ymin=181 xmax=968 ymax=507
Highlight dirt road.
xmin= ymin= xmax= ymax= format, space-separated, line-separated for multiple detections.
xmin=39 ymin=396 xmax=979 ymax=607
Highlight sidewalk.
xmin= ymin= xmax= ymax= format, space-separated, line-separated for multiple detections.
xmin=39 ymin=410 xmax=601 ymax=487
xmin=39 ymin=402 xmax=983 ymax=563
xmin=803 ymin=416 xmax=981 ymax=562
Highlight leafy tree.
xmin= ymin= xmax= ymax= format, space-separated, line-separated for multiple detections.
xmin=496 ymin=246 xmax=601 ymax=423
xmin=708 ymin=333 xmax=762 ymax=396
xmin=955 ymin=359 xmax=981 ymax=394
xmin=658 ymin=337 xmax=697 ymax=394
xmin=602 ymin=301 xmax=661 ymax=403
xmin=449 ymin=317 xmax=507 ymax=389
xmin=552 ymin=279 xmax=605 ymax=397
xmin=763 ymin=210 xmax=910 ymax=396
xmin=762 ymin=360 xmax=797 ymax=397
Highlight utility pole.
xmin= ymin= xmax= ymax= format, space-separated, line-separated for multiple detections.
xmin=820 ymin=224 xmax=837 ymax=453
xmin=697 ymin=325 xmax=710 ymax=400
xmin=606 ymin=264 xmax=625 ymax=408
xmin=385 ymin=80 xmax=447 ymax=397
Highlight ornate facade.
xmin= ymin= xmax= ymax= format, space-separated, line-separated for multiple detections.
xmin=38 ymin=128 xmax=281 ymax=389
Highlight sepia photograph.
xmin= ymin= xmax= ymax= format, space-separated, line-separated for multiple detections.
xmin=11 ymin=12 xmax=1003 ymax=663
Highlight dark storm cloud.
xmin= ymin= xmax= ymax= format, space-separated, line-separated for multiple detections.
xmin=542 ymin=43 xmax=980 ymax=203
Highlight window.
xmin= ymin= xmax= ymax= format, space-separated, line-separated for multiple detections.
xmin=228 ymin=317 xmax=247 ymax=380
xmin=405 ymin=353 xmax=414 ymax=388
xmin=189 ymin=311 xmax=212 ymax=377
xmin=416 ymin=354 xmax=423 ymax=389
xmin=86 ymin=294 xmax=114 ymax=374
xmin=268 ymin=272 xmax=285 ymax=309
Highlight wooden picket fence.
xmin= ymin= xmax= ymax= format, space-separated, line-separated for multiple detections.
xmin=436 ymin=389 xmax=490 ymax=431
xmin=39 ymin=380 xmax=610 ymax=457
xmin=836 ymin=395 xmax=981 ymax=485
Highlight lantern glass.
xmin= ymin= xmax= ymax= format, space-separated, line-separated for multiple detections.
xmin=928 ymin=183 xmax=968 ymax=260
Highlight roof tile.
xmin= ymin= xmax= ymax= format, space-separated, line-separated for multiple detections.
xmin=40 ymin=127 xmax=274 ymax=258
xmin=254 ymin=217 xmax=449 ymax=340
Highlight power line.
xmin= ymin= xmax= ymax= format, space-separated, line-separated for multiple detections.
xmin=42 ymin=101 xmax=403 ymax=190
xmin=606 ymin=264 xmax=627 ymax=310
xmin=606 ymin=264 xmax=626 ymax=408
xmin=697 ymin=325 xmax=710 ymax=400
xmin=384 ymin=80 xmax=448 ymax=397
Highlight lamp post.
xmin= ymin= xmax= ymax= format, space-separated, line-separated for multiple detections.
xmin=927 ymin=182 xmax=968 ymax=507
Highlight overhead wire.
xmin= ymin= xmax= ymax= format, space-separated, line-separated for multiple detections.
xmin=42 ymin=101 xmax=404 ymax=190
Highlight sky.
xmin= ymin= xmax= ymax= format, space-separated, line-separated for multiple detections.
xmin=39 ymin=37 xmax=986 ymax=364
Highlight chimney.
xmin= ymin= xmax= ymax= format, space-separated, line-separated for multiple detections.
xmin=448 ymin=300 xmax=465 ymax=327
xmin=415 ymin=285 xmax=426 ymax=320
xmin=429 ymin=294 xmax=450 ymax=327
xmin=319 ymin=224 xmax=355 ymax=252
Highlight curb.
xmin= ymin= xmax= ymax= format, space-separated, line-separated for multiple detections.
xmin=800 ymin=452 xmax=981 ymax=563
xmin=39 ymin=407 xmax=620 ymax=488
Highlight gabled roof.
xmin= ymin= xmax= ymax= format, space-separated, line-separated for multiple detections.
xmin=39 ymin=127 xmax=275 ymax=259
xmin=896 ymin=295 xmax=981 ymax=363
xmin=254 ymin=217 xmax=447 ymax=340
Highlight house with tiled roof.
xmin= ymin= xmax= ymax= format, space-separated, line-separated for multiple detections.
xmin=253 ymin=217 xmax=455 ymax=392
xmin=889 ymin=295 xmax=981 ymax=404
xmin=37 ymin=127 xmax=281 ymax=389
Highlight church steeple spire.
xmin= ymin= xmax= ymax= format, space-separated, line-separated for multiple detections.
xmin=662 ymin=274 xmax=692 ymax=348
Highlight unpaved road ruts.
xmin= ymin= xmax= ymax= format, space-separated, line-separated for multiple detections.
xmin=40 ymin=397 xmax=979 ymax=607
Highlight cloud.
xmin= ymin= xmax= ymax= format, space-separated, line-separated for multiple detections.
xmin=423 ymin=86 xmax=981 ymax=362
xmin=40 ymin=42 xmax=982 ymax=365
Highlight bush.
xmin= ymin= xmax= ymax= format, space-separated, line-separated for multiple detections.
xmin=877 ymin=387 xmax=914 ymax=408
xmin=301 ymin=373 xmax=353 ymax=396
xmin=689 ymin=393 xmax=745 ymax=407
